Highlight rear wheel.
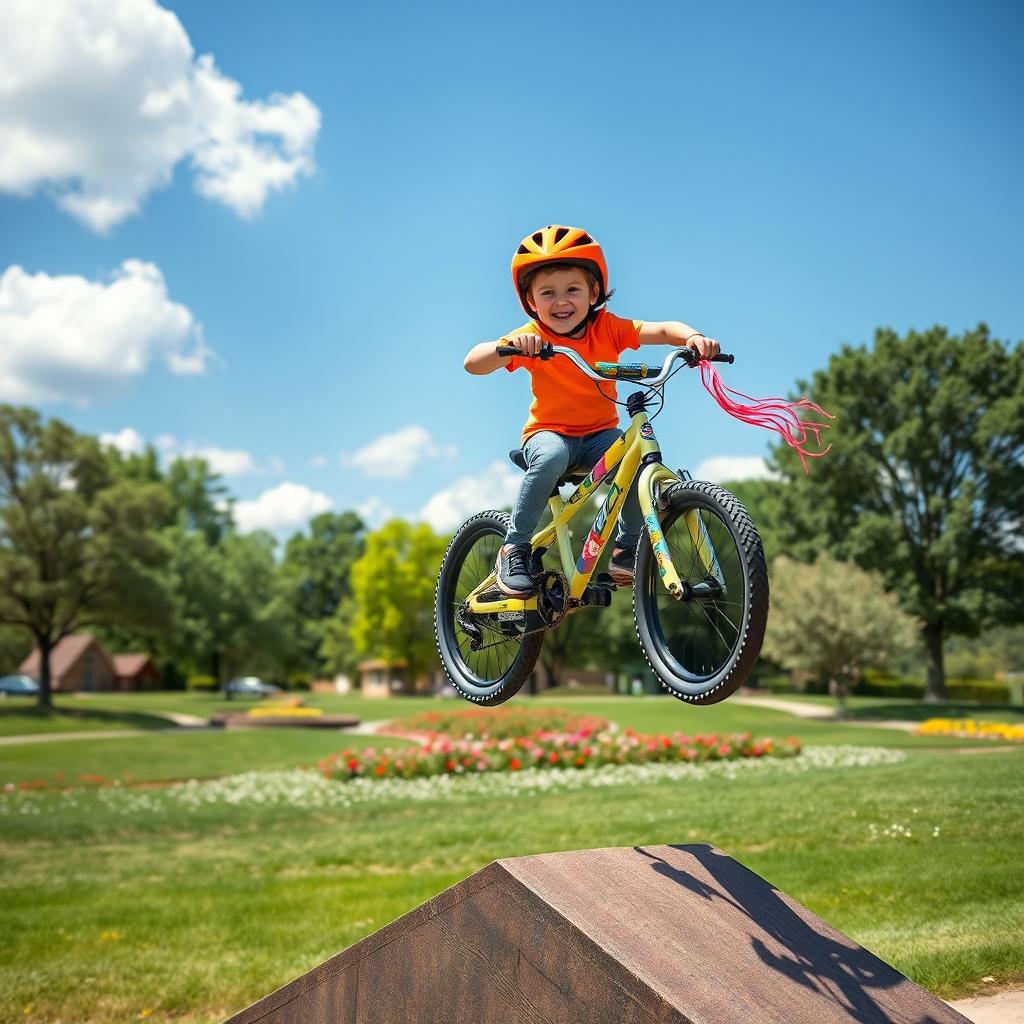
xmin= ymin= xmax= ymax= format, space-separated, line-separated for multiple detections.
xmin=633 ymin=481 xmax=768 ymax=704
xmin=434 ymin=511 xmax=543 ymax=705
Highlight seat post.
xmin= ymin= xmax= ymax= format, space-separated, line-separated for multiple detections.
xmin=547 ymin=496 xmax=576 ymax=577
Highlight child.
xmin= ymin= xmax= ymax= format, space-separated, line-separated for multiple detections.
xmin=464 ymin=224 xmax=720 ymax=596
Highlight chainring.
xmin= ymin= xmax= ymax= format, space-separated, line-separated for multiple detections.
xmin=535 ymin=569 xmax=568 ymax=629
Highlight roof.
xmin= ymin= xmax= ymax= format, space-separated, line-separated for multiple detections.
xmin=113 ymin=653 xmax=155 ymax=677
xmin=358 ymin=659 xmax=409 ymax=671
xmin=18 ymin=634 xmax=114 ymax=680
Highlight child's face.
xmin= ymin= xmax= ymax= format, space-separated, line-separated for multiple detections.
xmin=528 ymin=266 xmax=599 ymax=335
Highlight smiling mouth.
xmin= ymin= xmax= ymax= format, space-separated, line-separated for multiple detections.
xmin=552 ymin=311 xmax=576 ymax=319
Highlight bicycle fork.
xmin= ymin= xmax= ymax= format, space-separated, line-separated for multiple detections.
xmin=638 ymin=463 xmax=726 ymax=601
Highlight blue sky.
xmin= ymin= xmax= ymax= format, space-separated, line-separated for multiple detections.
xmin=1 ymin=0 xmax=1021 ymax=538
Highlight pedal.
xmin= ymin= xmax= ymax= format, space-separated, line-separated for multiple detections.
xmin=581 ymin=583 xmax=613 ymax=608
xmin=594 ymin=572 xmax=616 ymax=589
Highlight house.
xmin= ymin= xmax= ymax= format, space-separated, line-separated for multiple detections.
xmin=19 ymin=634 xmax=118 ymax=693
xmin=113 ymin=653 xmax=162 ymax=691
xmin=358 ymin=659 xmax=433 ymax=698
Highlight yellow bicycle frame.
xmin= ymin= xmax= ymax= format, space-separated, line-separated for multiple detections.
xmin=465 ymin=401 xmax=712 ymax=617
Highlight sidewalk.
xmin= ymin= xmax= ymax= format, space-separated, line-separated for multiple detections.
xmin=947 ymin=990 xmax=1024 ymax=1023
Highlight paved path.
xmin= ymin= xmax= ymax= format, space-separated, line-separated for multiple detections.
xmin=732 ymin=694 xmax=923 ymax=730
xmin=0 ymin=709 xmax=209 ymax=746
xmin=947 ymin=990 xmax=1024 ymax=1022
xmin=0 ymin=725 xmax=209 ymax=746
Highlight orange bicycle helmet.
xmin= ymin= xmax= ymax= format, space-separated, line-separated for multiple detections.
xmin=511 ymin=225 xmax=609 ymax=318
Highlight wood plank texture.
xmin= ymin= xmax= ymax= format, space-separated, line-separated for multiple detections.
xmin=225 ymin=844 xmax=970 ymax=1024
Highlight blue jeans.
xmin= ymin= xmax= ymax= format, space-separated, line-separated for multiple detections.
xmin=505 ymin=428 xmax=643 ymax=551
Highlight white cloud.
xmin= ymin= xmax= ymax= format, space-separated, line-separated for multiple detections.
xmin=692 ymin=456 xmax=779 ymax=484
xmin=0 ymin=260 xmax=211 ymax=403
xmin=100 ymin=427 xmax=145 ymax=456
xmin=310 ymin=454 xmax=329 ymax=469
xmin=268 ymin=456 xmax=287 ymax=475
xmin=234 ymin=482 xmax=332 ymax=533
xmin=419 ymin=460 xmax=521 ymax=533
xmin=342 ymin=426 xmax=457 ymax=479
xmin=0 ymin=0 xmax=321 ymax=231
xmin=356 ymin=495 xmax=395 ymax=527
xmin=180 ymin=445 xmax=256 ymax=477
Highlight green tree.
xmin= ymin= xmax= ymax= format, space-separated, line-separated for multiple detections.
xmin=164 ymin=457 xmax=233 ymax=544
xmin=281 ymin=511 xmax=365 ymax=676
xmin=163 ymin=527 xmax=295 ymax=688
xmin=349 ymin=520 xmax=448 ymax=685
xmin=762 ymin=554 xmax=918 ymax=715
xmin=772 ymin=325 xmax=1024 ymax=701
xmin=0 ymin=623 xmax=31 ymax=675
xmin=0 ymin=406 xmax=171 ymax=707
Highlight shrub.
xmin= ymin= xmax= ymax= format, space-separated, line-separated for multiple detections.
xmin=287 ymin=672 xmax=312 ymax=691
xmin=858 ymin=670 xmax=1009 ymax=703
xmin=946 ymin=679 xmax=1010 ymax=704
xmin=186 ymin=675 xmax=218 ymax=692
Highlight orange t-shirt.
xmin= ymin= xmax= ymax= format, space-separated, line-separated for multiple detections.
xmin=503 ymin=310 xmax=643 ymax=442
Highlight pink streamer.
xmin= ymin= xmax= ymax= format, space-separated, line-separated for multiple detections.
xmin=698 ymin=361 xmax=834 ymax=474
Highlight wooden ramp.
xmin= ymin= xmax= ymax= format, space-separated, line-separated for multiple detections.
xmin=226 ymin=844 xmax=969 ymax=1024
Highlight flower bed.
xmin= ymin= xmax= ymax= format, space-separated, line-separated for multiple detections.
xmin=246 ymin=706 xmax=323 ymax=718
xmin=386 ymin=706 xmax=609 ymax=740
xmin=916 ymin=718 xmax=1024 ymax=742
xmin=321 ymin=728 xmax=800 ymax=782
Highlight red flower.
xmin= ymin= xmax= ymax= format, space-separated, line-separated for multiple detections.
xmin=548 ymin=751 xmax=559 ymax=764
xmin=575 ymin=756 xmax=585 ymax=768
xmin=445 ymin=759 xmax=456 ymax=771
xmin=374 ymin=764 xmax=387 ymax=776
xmin=346 ymin=759 xmax=359 ymax=771
xmin=509 ymin=758 xmax=521 ymax=771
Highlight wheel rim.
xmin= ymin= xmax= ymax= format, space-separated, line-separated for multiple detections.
xmin=441 ymin=524 xmax=530 ymax=691
xmin=644 ymin=503 xmax=748 ymax=686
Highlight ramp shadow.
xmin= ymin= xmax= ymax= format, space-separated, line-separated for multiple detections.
xmin=636 ymin=844 xmax=949 ymax=1024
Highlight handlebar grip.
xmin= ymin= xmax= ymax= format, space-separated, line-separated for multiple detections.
xmin=680 ymin=349 xmax=734 ymax=366
xmin=495 ymin=343 xmax=554 ymax=359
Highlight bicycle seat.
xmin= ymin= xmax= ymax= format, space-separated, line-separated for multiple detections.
xmin=508 ymin=448 xmax=590 ymax=496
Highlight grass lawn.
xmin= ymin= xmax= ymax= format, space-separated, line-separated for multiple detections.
xmin=1 ymin=694 xmax=1021 ymax=1023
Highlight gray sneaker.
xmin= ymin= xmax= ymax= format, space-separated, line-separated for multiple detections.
xmin=495 ymin=544 xmax=534 ymax=595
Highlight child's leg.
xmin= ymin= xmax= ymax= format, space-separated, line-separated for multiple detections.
xmin=576 ymin=429 xmax=642 ymax=554
xmin=505 ymin=431 xmax=574 ymax=547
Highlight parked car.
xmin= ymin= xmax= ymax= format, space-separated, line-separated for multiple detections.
xmin=0 ymin=674 xmax=40 ymax=697
xmin=224 ymin=676 xmax=280 ymax=697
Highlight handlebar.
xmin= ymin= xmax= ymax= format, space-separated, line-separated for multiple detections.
xmin=494 ymin=342 xmax=734 ymax=384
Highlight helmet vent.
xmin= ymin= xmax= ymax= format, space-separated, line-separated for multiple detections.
xmin=553 ymin=226 xmax=569 ymax=243
xmin=571 ymin=233 xmax=594 ymax=247
xmin=516 ymin=244 xmax=530 ymax=255
xmin=532 ymin=231 xmax=544 ymax=245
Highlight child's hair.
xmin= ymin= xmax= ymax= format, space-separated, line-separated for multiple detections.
xmin=519 ymin=261 xmax=615 ymax=308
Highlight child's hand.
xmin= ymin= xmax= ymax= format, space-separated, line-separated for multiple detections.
xmin=686 ymin=333 xmax=721 ymax=360
xmin=506 ymin=332 xmax=545 ymax=357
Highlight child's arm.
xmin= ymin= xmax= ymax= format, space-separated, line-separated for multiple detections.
xmin=464 ymin=332 xmax=543 ymax=374
xmin=638 ymin=321 xmax=720 ymax=359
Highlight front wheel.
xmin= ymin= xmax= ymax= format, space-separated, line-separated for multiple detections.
xmin=434 ymin=510 xmax=543 ymax=705
xmin=634 ymin=481 xmax=768 ymax=704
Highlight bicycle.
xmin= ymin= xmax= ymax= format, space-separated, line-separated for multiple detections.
xmin=434 ymin=343 xmax=769 ymax=707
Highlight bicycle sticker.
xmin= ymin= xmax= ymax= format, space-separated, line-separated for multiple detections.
xmin=646 ymin=511 xmax=672 ymax=578
xmin=640 ymin=423 xmax=656 ymax=440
